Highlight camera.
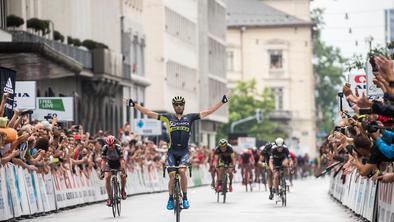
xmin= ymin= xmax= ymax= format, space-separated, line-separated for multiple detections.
xmin=334 ymin=126 xmax=346 ymax=135
xmin=44 ymin=114 xmax=52 ymax=121
xmin=366 ymin=121 xmax=383 ymax=133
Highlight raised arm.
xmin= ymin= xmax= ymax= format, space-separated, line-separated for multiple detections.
xmin=127 ymin=98 xmax=159 ymax=119
xmin=200 ymin=94 xmax=229 ymax=119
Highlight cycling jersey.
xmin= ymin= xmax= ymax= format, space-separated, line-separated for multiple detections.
xmin=240 ymin=152 xmax=254 ymax=165
xmin=158 ymin=113 xmax=200 ymax=154
xmin=252 ymin=149 xmax=260 ymax=166
xmin=261 ymin=143 xmax=273 ymax=163
xmin=214 ymin=145 xmax=234 ymax=165
xmin=101 ymin=144 xmax=123 ymax=169
xmin=270 ymin=145 xmax=289 ymax=168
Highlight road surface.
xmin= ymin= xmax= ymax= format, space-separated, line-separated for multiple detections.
xmin=29 ymin=178 xmax=361 ymax=222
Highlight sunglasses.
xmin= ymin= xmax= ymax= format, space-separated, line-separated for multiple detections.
xmin=173 ymin=103 xmax=184 ymax=107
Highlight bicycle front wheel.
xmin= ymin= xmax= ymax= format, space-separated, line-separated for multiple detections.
xmin=117 ymin=181 xmax=121 ymax=216
xmin=112 ymin=179 xmax=118 ymax=217
xmin=222 ymin=173 xmax=228 ymax=204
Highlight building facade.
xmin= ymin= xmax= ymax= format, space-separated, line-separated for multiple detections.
xmin=144 ymin=0 xmax=228 ymax=147
xmin=0 ymin=0 xmax=148 ymax=135
xmin=226 ymin=0 xmax=317 ymax=156
xmin=198 ymin=0 xmax=228 ymax=148
xmin=385 ymin=8 xmax=394 ymax=43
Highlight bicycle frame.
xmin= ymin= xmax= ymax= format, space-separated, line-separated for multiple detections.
xmin=163 ymin=165 xmax=192 ymax=222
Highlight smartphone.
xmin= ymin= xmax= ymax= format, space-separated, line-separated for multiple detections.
xmin=20 ymin=110 xmax=33 ymax=116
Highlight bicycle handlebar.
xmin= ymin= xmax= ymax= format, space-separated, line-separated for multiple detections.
xmin=162 ymin=164 xmax=192 ymax=178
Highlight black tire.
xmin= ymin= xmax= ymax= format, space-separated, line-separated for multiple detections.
xmin=117 ymin=181 xmax=121 ymax=216
xmin=174 ymin=180 xmax=181 ymax=222
xmin=222 ymin=173 xmax=227 ymax=204
xmin=111 ymin=178 xmax=117 ymax=217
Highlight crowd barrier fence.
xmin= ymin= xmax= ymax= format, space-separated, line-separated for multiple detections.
xmin=0 ymin=163 xmax=225 ymax=221
xmin=328 ymin=168 xmax=394 ymax=222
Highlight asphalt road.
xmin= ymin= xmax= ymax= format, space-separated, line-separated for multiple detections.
xmin=29 ymin=177 xmax=361 ymax=222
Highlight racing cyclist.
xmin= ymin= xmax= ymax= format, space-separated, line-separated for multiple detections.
xmin=269 ymin=137 xmax=290 ymax=202
xmin=239 ymin=148 xmax=254 ymax=186
xmin=127 ymin=94 xmax=229 ymax=210
xmin=259 ymin=142 xmax=275 ymax=199
xmin=214 ymin=139 xmax=236 ymax=192
xmin=100 ymin=135 xmax=127 ymax=206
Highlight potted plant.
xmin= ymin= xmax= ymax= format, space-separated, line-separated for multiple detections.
xmin=6 ymin=15 xmax=24 ymax=29
xmin=53 ymin=30 xmax=65 ymax=42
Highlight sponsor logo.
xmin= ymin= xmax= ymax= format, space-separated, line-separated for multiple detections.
xmin=3 ymin=78 xmax=13 ymax=94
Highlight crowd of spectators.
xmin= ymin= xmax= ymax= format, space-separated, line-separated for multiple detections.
xmin=320 ymin=55 xmax=394 ymax=183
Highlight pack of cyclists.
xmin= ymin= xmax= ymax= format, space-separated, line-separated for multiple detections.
xmin=99 ymin=94 xmax=306 ymax=210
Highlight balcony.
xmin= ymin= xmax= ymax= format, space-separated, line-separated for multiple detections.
xmin=268 ymin=110 xmax=292 ymax=121
xmin=11 ymin=31 xmax=93 ymax=69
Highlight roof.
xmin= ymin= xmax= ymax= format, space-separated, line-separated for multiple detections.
xmin=225 ymin=0 xmax=311 ymax=28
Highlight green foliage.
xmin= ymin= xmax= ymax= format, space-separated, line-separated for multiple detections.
xmin=216 ymin=80 xmax=286 ymax=143
xmin=67 ymin=36 xmax=74 ymax=45
xmin=6 ymin=15 xmax=24 ymax=28
xmin=53 ymin=30 xmax=64 ymax=42
xmin=73 ymin=38 xmax=81 ymax=47
xmin=312 ymin=8 xmax=346 ymax=133
xmin=26 ymin=18 xmax=49 ymax=35
xmin=82 ymin=39 xmax=109 ymax=50
xmin=345 ymin=55 xmax=365 ymax=71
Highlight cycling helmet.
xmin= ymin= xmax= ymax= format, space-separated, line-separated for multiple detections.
xmin=172 ymin=96 xmax=185 ymax=105
xmin=106 ymin=135 xmax=115 ymax=145
xmin=218 ymin=138 xmax=228 ymax=147
xmin=275 ymin=137 xmax=284 ymax=146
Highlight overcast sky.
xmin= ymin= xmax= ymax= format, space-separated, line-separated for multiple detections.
xmin=311 ymin=0 xmax=394 ymax=59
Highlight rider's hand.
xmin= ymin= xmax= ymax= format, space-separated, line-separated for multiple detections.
xmin=128 ymin=98 xmax=136 ymax=107
xmin=221 ymin=95 xmax=229 ymax=104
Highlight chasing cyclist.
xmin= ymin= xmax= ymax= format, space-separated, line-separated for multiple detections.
xmin=214 ymin=139 xmax=236 ymax=193
xmin=127 ymin=94 xmax=229 ymax=210
xmin=100 ymin=135 xmax=127 ymax=206
xmin=239 ymin=148 xmax=254 ymax=187
xmin=269 ymin=137 xmax=290 ymax=202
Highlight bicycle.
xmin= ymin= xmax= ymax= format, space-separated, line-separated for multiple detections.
xmin=274 ymin=167 xmax=287 ymax=207
xmin=104 ymin=169 xmax=122 ymax=217
xmin=216 ymin=165 xmax=232 ymax=204
xmin=163 ymin=165 xmax=192 ymax=222
xmin=259 ymin=167 xmax=268 ymax=192
xmin=242 ymin=165 xmax=253 ymax=192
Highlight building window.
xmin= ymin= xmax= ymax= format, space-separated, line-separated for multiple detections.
xmin=271 ymin=87 xmax=283 ymax=111
xmin=269 ymin=50 xmax=283 ymax=69
xmin=227 ymin=51 xmax=234 ymax=71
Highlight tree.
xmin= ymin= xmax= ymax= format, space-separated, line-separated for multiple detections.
xmin=312 ymin=8 xmax=346 ymax=133
xmin=216 ymin=80 xmax=286 ymax=143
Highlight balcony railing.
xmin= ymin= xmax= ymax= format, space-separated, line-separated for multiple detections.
xmin=11 ymin=31 xmax=93 ymax=69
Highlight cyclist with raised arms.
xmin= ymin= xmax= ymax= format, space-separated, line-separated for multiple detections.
xmin=214 ymin=139 xmax=236 ymax=192
xmin=127 ymin=94 xmax=229 ymax=210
